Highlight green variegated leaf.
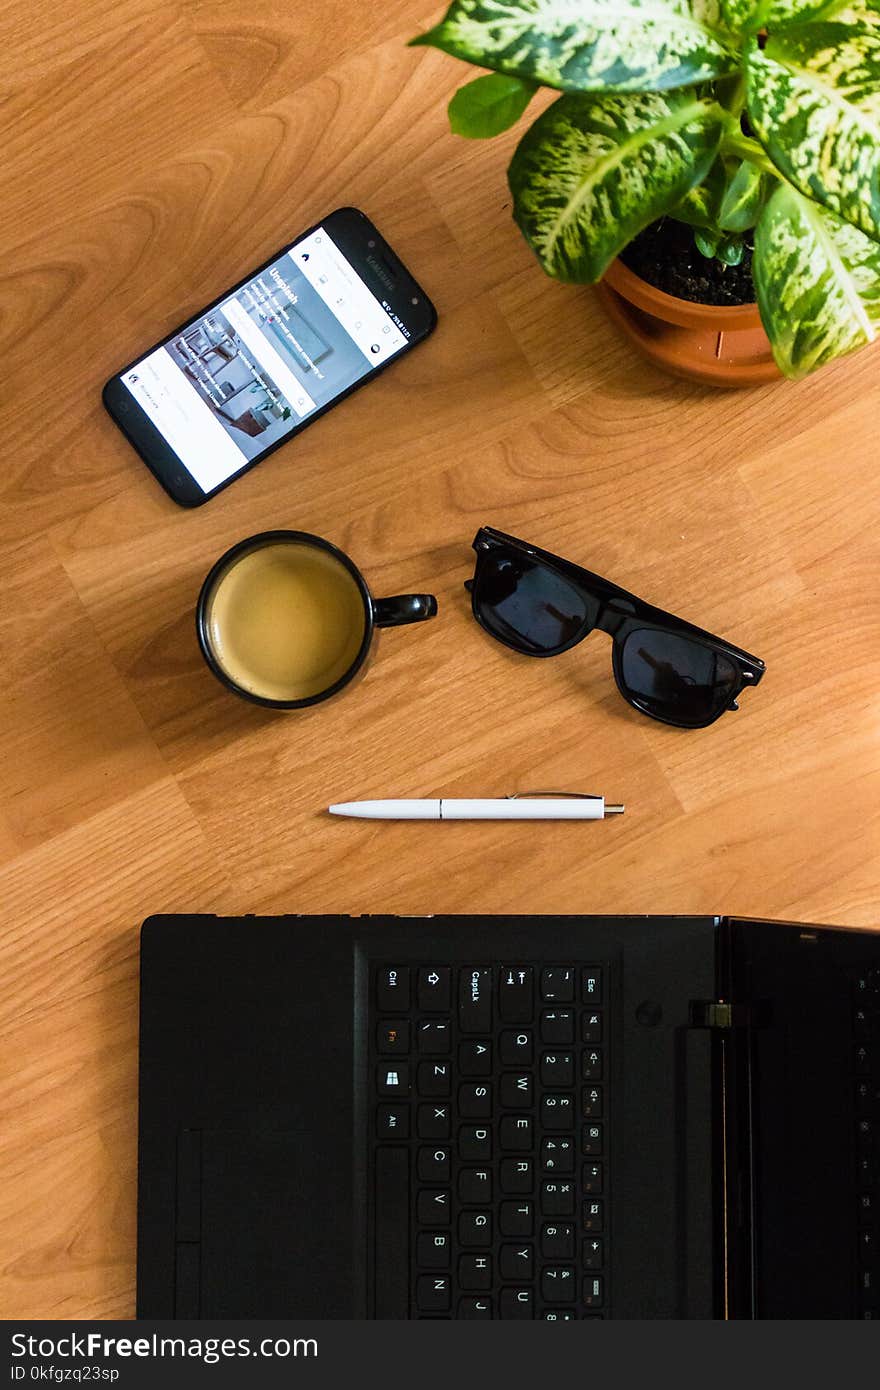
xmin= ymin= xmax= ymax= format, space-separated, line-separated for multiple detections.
xmin=412 ymin=0 xmax=739 ymax=93
xmin=722 ymin=0 xmax=880 ymax=29
xmin=718 ymin=158 xmax=770 ymax=229
xmin=716 ymin=231 xmax=745 ymax=260
xmin=508 ymin=90 xmax=725 ymax=281
xmin=672 ymin=153 xmax=730 ymax=227
xmin=744 ymin=26 xmax=880 ymax=240
xmin=753 ymin=182 xmax=880 ymax=376
xmin=449 ymin=73 xmax=538 ymax=137
xmin=695 ymin=227 xmax=722 ymax=254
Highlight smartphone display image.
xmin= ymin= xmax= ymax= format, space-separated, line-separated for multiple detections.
xmin=102 ymin=207 xmax=437 ymax=506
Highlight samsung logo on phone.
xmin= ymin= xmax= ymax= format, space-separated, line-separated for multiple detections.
xmin=365 ymin=254 xmax=396 ymax=290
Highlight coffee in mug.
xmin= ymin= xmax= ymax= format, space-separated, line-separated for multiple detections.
xmin=197 ymin=531 xmax=437 ymax=709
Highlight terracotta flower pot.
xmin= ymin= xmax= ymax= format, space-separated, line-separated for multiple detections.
xmin=596 ymin=256 xmax=781 ymax=387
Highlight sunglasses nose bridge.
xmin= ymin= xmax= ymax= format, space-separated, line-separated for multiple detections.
xmin=595 ymin=596 xmax=635 ymax=638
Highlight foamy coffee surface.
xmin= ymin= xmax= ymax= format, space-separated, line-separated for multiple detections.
xmin=206 ymin=542 xmax=366 ymax=702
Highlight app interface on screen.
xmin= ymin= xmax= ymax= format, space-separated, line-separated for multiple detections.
xmin=122 ymin=227 xmax=412 ymax=492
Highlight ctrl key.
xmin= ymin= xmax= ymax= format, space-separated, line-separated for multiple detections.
xmin=377 ymin=1105 xmax=409 ymax=1138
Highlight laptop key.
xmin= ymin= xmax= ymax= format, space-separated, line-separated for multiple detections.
xmin=500 ymin=1158 xmax=533 ymax=1194
xmin=541 ymin=1093 xmax=574 ymax=1130
xmin=500 ymin=1200 xmax=533 ymax=1236
xmin=583 ymin=1199 xmax=604 ymax=1233
xmin=500 ymin=1288 xmax=533 ymax=1319
xmin=458 ymin=1297 xmax=492 ymax=1318
xmin=541 ymin=968 xmax=574 ymax=1002
xmin=419 ymin=1061 xmax=451 ymax=1097
xmin=583 ymin=1276 xmax=604 ymax=1309
xmin=377 ymin=1021 xmax=410 ymax=1054
xmin=459 ymin=1083 xmax=492 ymax=1118
xmin=500 ymin=1030 xmax=533 ymax=1065
xmin=583 ymin=1049 xmax=603 ymax=1081
xmin=541 ymin=1222 xmax=574 ymax=1259
xmin=542 ymin=1180 xmax=575 ymax=1216
xmin=541 ymin=1137 xmax=574 ymax=1173
xmin=459 ymin=1125 xmax=492 ymax=1160
xmin=583 ymin=1162 xmax=603 ymax=1193
xmin=459 ymin=1254 xmax=492 ymax=1290
xmin=582 ymin=1010 xmax=603 ymax=1043
xmin=374 ymin=1147 xmax=409 ymax=1318
xmin=418 ymin=1021 xmax=451 ymax=1054
xmin=500 ymin=1073 xmax=533 ymax=1108
xmin=418 ymin=968 xmax=451 ymax=1012
xmin=416 ymin=1232 xmax=450 ymax=1269
xmin=541 ymin=1051 xmax=574 ymax=1086
xmin=459 ymin=1211 xmax=492 ymax=1247
xmin=418 ymin=1104 xmax=450 ymax=1139
xmin=458 ymin=1167 xmax=492 ymax=1202
xmin=583 ymin=1087 xmax=603 ymax=1118
xmin=459 ymin=969 xmax=492 ymax=1033
xmin=377 ymin=1105 xmax=409 ymax=1138
xmin=542 ymin=1010 xmax=575 ymax=1045
xmin=417 ymin=1275 xmax=450 ymax=1312
xmin=583 ymin=1238 xmax=604 ymax=1269
xmin=418 ymin=1146 xmax=450 ymax=1182
xmin=417 ymin=1190 xmax=451 ymax=1225
xmin=377 ymin=1063 xmax=409 ymax=1096
xmin=377 ymin=967 xmax=410 ymax=1011
xmin=459 ymin=1040 xmax=491 ymax=1075
xmin=500 ymin=1243 xmax=534 ymax=1279
xmin=500 ymin=968 xmax=533 ymax=1023
xmin=541 ymin=1266 xmax=576 ymax=1302
xmin=582 ymin=969 xmax=603 ymax=1002
xmin=583 ymin=1124 xmax=603 ymax=1156
xmin=500 ymin=1116 xmax=533 ymax=1151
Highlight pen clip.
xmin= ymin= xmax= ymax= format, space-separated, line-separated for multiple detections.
xmin=507 ymin=790 xmax=602 ymax=800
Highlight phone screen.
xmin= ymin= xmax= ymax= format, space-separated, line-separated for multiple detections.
xmin=119 ymin=223 xmax=418 ymax=497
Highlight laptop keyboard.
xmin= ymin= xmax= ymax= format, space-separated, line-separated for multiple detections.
xmin=855 ymin=967 xmax=879 ymax=1318
xmin=370 ymin=962 xmax=609 ymax=1319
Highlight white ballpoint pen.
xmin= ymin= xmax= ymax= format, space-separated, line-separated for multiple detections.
xmin=328 ymin=792 xmax=625 ymax=821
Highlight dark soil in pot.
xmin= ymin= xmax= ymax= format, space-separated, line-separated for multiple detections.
xmin=620 ymin=217 xmax=755 ymax=307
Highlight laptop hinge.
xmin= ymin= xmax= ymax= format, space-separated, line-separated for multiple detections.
xmin=689 ymin=1001 xmax=752 ymax=1029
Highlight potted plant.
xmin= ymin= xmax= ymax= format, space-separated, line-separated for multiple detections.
xmin=411 ymin=0 xmax=880 ymax=384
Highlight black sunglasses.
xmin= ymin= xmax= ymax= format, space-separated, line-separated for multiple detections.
xmin=465 ymin=527 xmax=766 ymax=729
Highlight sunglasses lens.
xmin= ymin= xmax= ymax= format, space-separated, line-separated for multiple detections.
xmin=619 ymin=628 xmax=738 ymax=726
xmin=474 ymin=551 xmax=593 ymax=655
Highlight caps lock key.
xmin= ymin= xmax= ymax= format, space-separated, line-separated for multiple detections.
xmin=459 ymin=968 xmax=492 ymax=1033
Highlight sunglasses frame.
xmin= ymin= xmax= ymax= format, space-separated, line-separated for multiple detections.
xmin=466 ymin=526 xmax=766 ymax=729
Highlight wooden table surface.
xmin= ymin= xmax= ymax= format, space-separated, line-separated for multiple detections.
xmin=1 ymin=0 xmax=879 ymax=1320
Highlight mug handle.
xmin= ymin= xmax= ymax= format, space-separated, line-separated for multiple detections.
xmin=372 ymin=594 xmax=438 ymax=627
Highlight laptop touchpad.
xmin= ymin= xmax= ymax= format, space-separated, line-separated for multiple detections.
xmin=177 ymin=1130 xmax=353 ymax=1318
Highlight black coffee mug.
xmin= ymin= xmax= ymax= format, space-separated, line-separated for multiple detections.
xmin=196 ymin=530 xmax=438 ymax=709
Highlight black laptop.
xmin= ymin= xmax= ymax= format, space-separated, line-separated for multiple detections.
xmin=137 ymin=914 xmax=879 ymax=1320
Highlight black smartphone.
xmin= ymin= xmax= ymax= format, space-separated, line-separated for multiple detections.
xmin=102 ymin=207 xmax=437 ymax=507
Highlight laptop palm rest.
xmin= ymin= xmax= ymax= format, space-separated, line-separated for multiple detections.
xmin=176 ymin=1129 xmax=349 ymax=1318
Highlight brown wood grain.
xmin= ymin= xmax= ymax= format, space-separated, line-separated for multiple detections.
xmin=1 ymin=0 xmax=878 ymax=1318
